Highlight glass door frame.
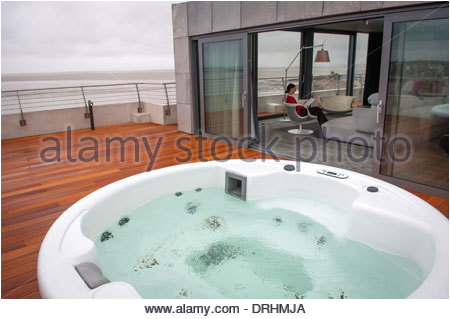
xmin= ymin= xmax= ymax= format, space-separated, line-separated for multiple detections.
xmin=197 ymin=33 xmax=250 ymax=143
xmin=373 ymin=7 xmax=449 ymax=198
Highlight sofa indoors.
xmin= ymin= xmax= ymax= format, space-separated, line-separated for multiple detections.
xmin=258 ymin=94 xmax=285 ymax=113
xmin=322 ymin=107 xmax=377 ymax=147
xmin=319 ymin=95 xmax=358 ymax=114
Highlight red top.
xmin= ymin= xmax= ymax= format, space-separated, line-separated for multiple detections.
xmin=286 ymin=95 xmax=306 ymax=115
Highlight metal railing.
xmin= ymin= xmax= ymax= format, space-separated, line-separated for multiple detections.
xmin=1 ymin=82 xmax=176 ymax=125
xmin=257 ymin=74 xmax=366 ymax=99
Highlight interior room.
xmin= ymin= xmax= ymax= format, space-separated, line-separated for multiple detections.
xmin=251 ymin=16 xmax=449 ymax=191
xmin=252 ymin=18 xmax=385 ymax=175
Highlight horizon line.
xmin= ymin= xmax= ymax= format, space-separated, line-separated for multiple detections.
xmin=1 ymin=69 xmax=176 ymax=76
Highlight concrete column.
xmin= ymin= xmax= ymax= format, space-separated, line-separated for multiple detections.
xmin=241 ymin=1 xmax=277 ymax=28
xmin=322 ymin=1 xmax=361 ymax=16
xmin=276 ymin=2 xmax=324 ymax=22
xmin=172 ymin=3 xmax=195 ymax=134
xmin=212 ymin=1 xmax=241 ymax=32
xmin=172 ymin=36 xmax=194 ymax=134
xmin=187 ymin=1 xmax=212 ymax=36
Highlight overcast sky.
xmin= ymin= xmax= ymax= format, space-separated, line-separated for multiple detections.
xmin=1 ymin=1 xmax=175 ymax=74
xmin=1 ymin=1 xmax=374 ymax=76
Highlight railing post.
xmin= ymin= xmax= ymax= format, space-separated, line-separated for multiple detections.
xmin=16 ymin=91 xmax=26 ymax=126
xmin=80 ymin=86 xmax=90 ymax=118
xmin=135 ymin=83 xmax=143 ymax=113
xmin=88 ymin=100 xmax=95 ymax=130
xmin=337 ymin=74 xmax=342 ymax=96
xmin=163 ymin=83 xmax=170 ymax=106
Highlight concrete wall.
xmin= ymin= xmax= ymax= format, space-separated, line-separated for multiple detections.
xmin=143 ymin=102 xmax=178 ymax=125
xmin=172 ymin=1 xmax=434 ymax=134
xmin=2 ymin=102 xmax=178 ymax=140
xmin=172 ymin=2 xmax=194 ymax=134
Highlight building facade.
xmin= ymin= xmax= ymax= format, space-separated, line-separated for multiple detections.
xmin=171 ymin=1 xmax=449 ymax=197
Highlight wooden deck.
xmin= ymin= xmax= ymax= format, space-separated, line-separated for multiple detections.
xmin=1 ymin=123 xmax=448 ymax=298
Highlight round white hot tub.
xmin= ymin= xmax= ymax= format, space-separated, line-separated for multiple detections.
xmin=37 ymin=160 xmax=449 ymax=299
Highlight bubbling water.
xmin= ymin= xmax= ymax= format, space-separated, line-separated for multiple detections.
xmin=95 ymin=187 xmax=423 ymax=299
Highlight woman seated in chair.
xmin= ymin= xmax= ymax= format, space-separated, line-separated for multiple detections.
xmin=285 ymin=83 xmax=328 ymax=125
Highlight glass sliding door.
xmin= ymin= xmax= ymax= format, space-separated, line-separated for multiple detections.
xmin=198 ymin=34 xmax=248 ymax=141
xmin=375 ymin=8 xmax=449 ymax=195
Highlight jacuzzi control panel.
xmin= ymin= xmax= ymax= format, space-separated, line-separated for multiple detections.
xmin=316 ymin=169 xmax=348 ymax=179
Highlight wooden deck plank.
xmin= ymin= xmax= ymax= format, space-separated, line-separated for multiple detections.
xmin=2 ymin=279 xmax=39 ymax=299
xmin=2 ymin=209 xmax=66 ymax=240
xmin=2 ymin=228 xmax=48 ymax=251
xmin=1 ymin=272 xmax=37 ymax=293
xmin=1 ymin=122 xmax=447 ymax=299
xmin=2 ymin=252 xmax=40 ymax=270
xmin=2 ymin=260 xmax=37 ymax=281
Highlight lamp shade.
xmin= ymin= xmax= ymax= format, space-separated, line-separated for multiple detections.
xmin=314 ymin=49 xmax=330 ymax=62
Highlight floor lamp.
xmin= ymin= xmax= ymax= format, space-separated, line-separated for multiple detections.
xmin=280 ymin=44 xmax=330 ymax=122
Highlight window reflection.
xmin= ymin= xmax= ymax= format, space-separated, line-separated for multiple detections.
xmin=257 ymin=31 xmax=301 ymax=118
xmin=312 ymin=33 xmax=349 ymax=99
xmin=381 ymin=18 xmax=449 ymax=190
xmin=354 ymin=33 xmax=369 ymax=105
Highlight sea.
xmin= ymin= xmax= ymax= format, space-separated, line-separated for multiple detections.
xmin=1 ymin=69 xmax=176 ymax=91
xmin=1 ymin=67 xmax=360 ymax=113
xmin=1 ymin=70 xmax=177 ymax=114
xmin=1 ymin=67 xmax=359 ymax=90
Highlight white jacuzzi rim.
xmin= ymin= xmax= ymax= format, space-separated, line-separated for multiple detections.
xmin=37 ymin=159 xmax=449 ymax=299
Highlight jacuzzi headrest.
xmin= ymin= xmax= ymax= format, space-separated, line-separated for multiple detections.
xmin=75 ymin=262 xmax=110 ymax=289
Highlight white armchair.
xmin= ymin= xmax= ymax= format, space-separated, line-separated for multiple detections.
xmin=284 ymin=103 xmax=320 ymax=135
